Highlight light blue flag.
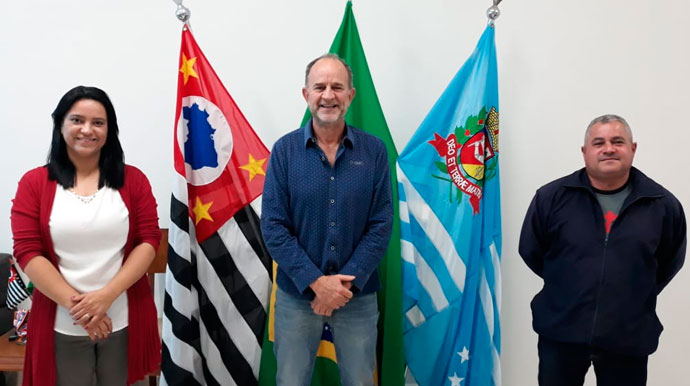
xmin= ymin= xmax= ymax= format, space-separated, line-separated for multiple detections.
xmin=398 ymin=25 xmax=501 ymax=386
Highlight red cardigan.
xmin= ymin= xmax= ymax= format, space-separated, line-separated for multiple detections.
xmin=11 ymin=165 xmax=162 ymax=386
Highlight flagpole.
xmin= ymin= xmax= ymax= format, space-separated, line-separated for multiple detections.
xmin=487 ymin=0 xmax=502 ymax=26
xmin=171 ymin=0 xmax=192 ymax=30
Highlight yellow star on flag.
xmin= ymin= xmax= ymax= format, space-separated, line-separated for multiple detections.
xmin=192 ymin=196 xmax=213 ymax=225
xmin=179 ymin=53 xmax=199 ymax=85
xmin=238 ymin=154 xmax=267 ymax=181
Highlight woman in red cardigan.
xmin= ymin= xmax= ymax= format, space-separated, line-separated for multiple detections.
xmin=10 ymin=86 xmax=161 ymax=386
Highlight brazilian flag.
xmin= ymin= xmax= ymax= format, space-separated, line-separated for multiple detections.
xmin=258 ymin=2 xmax=403 ymax=385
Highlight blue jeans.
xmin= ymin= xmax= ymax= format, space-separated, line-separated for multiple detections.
xmin=274 ymin=287 xmax=379 ymax=386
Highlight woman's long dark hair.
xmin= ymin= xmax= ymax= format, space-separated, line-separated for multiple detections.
xmin=47 ymin=86 xmax=125 ymax=189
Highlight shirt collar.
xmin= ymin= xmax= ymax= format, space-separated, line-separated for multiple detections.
xmin=302 ymin=119 xmax=355 ymax=148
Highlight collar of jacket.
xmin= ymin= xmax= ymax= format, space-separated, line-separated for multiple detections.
xmin=562 ymin=167 xmax=665 ymax=201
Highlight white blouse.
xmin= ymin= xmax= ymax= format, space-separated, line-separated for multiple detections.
xmin=50 ymin=186 xmax=129 ymax=335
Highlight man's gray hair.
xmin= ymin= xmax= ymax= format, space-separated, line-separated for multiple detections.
xmin=584 ymin=114 xmax=633 ymax=144
xmin=304 ymin=53 xmax=354 ymax=90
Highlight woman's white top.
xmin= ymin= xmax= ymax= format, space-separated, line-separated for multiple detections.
xmin=50 ymin=186 xmax=130 ymax=335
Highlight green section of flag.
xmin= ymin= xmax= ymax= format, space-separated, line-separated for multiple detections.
xmin=258 ymin=321 xmax=275 ymax=385
xmin=325 ymin=3 xmax=404 ymax=386
xmin=311 ymin=358 xmax=342 ymax=386
xmin=258 ymin=2 xmax=404 ymax=385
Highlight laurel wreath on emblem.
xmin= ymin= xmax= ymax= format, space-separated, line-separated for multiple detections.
xmin=430 ymin=106 xmax=499 ymax=204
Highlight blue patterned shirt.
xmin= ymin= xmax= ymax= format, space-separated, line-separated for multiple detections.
xmin=261 ymin=120 xmax=393 ymax=299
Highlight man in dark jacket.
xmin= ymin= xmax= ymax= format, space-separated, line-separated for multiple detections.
xmin=519 ymin=114 xmax=686 ymax=386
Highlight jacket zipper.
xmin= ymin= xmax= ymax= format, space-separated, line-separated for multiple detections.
xmin=587 ymin=192 xmax=647 ymax=345
xmin=589 ymin=215 xmax=608 ymax=345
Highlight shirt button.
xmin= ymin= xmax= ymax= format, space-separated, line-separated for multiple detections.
xmin=330 ymin=176 xmax=334 ymax=181
xmin=330 ymin=199 xmax=335 ymax=204
xmin=330 ymin=245 xmax=336 ymax=251
xmin=321 ymin=156 xmax=326 ymax=161
xmin=330 ymin=221 xmax=336 ymax=227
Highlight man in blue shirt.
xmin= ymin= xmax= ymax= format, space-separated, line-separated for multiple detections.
xmin=261 ymin=54 xmax=393 ymax=386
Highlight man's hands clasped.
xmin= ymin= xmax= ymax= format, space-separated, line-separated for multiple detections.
xmin=309 ymin=274 xmax=355 ymax=317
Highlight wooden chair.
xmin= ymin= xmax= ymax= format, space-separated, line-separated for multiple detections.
xmin=148 ymin=228 xmax=168 ymax=290
xmin=0 ymin=229 xmax=169 ymax=385
xmin=0 ymin=331 xmax=24 ymax=372
xmin=147 ymin=228 xmax=168 ymax=386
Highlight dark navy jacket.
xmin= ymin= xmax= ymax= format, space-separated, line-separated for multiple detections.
xmin=519 ymin=167 xmax=686 ymax=356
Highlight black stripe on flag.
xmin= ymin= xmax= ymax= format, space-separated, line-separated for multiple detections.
xmin=6 ymin=293 xmax=21 ymax=309
xmin=167 ymin=243 xmax=195 ymax=290
xmin=163 ymin=293 xmax=223 ymax=386
xmin=197 ymin=283 xmax=257 ymax=386
xmin=199 ymin=233 xmax=267 ymax=343
xmin=7 ymin=287 xmax=23 ymax=301
xmin=164 ymin=292 xmax=202 ymax=352
xmin=165 ymin=249 xmax=228 ymax=386
xmin=161 ymin=344 xmax=203 ymax=386
xmin=233 ymin=205 xmax=272 ymax=276
xmin=170 ymin=193 xmax=189 ymax=233
xmin=6 ymin=283 xmax=30 ymax=309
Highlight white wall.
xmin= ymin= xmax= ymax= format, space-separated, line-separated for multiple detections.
xmin=1 ymin=1 xmax=688 ymax=385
